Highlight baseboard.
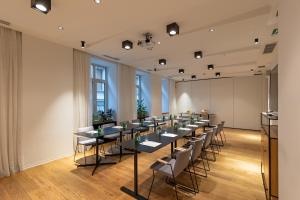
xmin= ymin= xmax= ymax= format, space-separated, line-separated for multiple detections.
xmin=224 ymin=127 xmax=261 ymax=132
xmin=21 ymin=152 xmax=73 ymax=171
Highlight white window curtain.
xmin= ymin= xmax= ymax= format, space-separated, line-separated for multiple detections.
xmin=73 ymin=49 xmax=91 ymax=130
xmin=0 ymin=26 xmax=22 ymax=177
xmin=117 ymin=64 xmax=136 ymax=122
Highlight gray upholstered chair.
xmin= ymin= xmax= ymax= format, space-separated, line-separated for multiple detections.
xmin=188 ymin=136 xmax=208 ymax=179
xmin=148 ymin=146 xmax=195 ymax=200
xmin=74 ymin=126 xmax=104 ymax=164
xmin=201 ymin=128 xmax=217 ymax=170
xmin=221 ymin=121 xmax=226 ymax=142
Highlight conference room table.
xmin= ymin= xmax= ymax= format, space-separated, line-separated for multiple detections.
xmin=73 ymin=121 xmax=161 ymax=175
xmin=120 ymin=126 xmax=196 ymax=200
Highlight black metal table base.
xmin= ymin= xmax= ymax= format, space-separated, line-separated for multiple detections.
xmin=75 ymin=155 xmax=116 ymax=175
xmin=120 ymin=187 xmax=148 ymax=200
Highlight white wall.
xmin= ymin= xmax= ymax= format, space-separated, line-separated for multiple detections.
xmin=176 ymin=76 xmax=265 ymax=130
xmin=150 ymin=74 xmax=162 ymax=116
xmin=210 ymin=78 xmax=234 ymax=127
xmin=233 ymin=76 xmax=263 ymax=130
xmin=279 ymin=0 xmax=300 ymax=198
xmin=22 ymin=34 xmax=74 ymax=169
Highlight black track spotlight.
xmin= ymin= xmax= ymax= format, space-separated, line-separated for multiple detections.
xmin=31 ymin=0 xmax=51 ymax=14
xmin=215 ymin=72 xmax=221 ymax=77
xmin=167 ymin=22 xmax=179 ymax=36
xmin=81 ymin=41 xmax=86 ymax=49
xmin=179 ymin=69 xmax=184 ymax=74
xmin=191 ymin=75 xmax=196 ymax=79
xmin=254 ymin=38 xmax=259 ymax=45
xmin=208 ymin=64 xmax=214 ymax=70
xmin=159 ymin=59 xmax=167 ymax=65
xmin=194 ymin=51 xmax=203 ymax=59
xmin=122 ymin=40 xmax=133 ymax=50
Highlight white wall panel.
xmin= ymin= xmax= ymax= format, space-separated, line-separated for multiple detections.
xmin=176 ymin=82 xmax=192 ymax=113
xmin=176 ymin=76 xmax=265 ymax=130
xmin=233 ymin=76 xmax=263 ymax=130
xmin=210 ymin=78 xmax=234 ymax=127
xmin=190 ymin=80 xmax=210 ymax=113
xmin=150 ymin=74 xmax=162 ymax=116
xmin=22 ymin=34 xmax=73 ymax=169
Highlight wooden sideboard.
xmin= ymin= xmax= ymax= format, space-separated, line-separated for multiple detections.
xmin=261 ymin=113 xmax=278 ymax=200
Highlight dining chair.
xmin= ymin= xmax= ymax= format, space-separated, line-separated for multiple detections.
xmin=102 ymin=122 xmax=122 ymax=152
xmin=201 ymin=128 xmax=217 ymax=170
xmin=187 ymin=136 xmax=208 ymax=179
xmin=148 ymin=146 xmax=195 ymax=200
xmin=221 ymin=121 xmax=227 ymax=142
xmin=74 ymin=126 xmax=105 ymax=164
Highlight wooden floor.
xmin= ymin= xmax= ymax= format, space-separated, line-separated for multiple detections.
xmin=0 ymin=128 xmax=265 ymax=200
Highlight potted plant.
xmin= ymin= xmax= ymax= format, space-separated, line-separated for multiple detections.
xmin=137 ymin=99 xmax=148 ymax=122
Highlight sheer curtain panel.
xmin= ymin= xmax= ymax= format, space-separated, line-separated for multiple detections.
xmin=73 ymin=49 xmax=91 ymax=130
xmin=0 ymin=26 xmax=22 ymax=177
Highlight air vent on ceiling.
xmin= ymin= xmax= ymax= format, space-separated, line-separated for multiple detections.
xmin=258 ymin=65 xmax=266 ymax=69
xmin=102 ymin=54 xmax=120 ymax=61
xmin=0 ymin=19 xmax=10 ymax=26
xmin=254 ymin=73 xmax=263 ymax=76
xmin=263 ymin=43 xmax=277 ymax=54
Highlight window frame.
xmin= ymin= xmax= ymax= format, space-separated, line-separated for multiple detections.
xmin=91 ymin=63 xmax=108 ymax=113
xmin=136 ymin=74 xmax=142 ymax=103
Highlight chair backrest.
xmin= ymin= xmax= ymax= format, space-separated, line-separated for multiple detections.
xmin=173 ymin=145 xmax=193 ymax=177
xmin=102 ymin=123 xmax=115 ymax=128
xmin=221 ymin=121 xmax=225 ymax=130
xmin=120 ymin=121 xmax=129 ymax=125
xmin=215 ymin=124 xmax=222 ymax=135
xmin=203 ymin=128 xmax=216 ymax=149
xmin=190 ymin=139 xmax=204 ymax=162
xmin=77 ymin=126 xmax=94 ymax=133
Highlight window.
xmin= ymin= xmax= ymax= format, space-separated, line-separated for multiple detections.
xmin=162 ymin=79 xmax=169 ymax=113
xmin=136 ymin=75 xmax=142 ymax=102
xmin=91 ymin=64 xmax=107 ymax=113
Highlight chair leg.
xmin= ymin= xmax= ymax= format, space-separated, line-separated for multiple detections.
xmin=84 ymin=146 xmax=87 ymax=165
xmin=192 ymin=162 xmax=200 ymax=191
xmin=222 ymin=129 xmax=227 ymax=142
xmin=171 ymin=169 xmax=179 ymax=200
xmin=188 ymin=164 xmax=197 ymax=194
xmin=74 ymin=144 xmax=78 ymax=162
xmin=148 ymin=170 xmax=156 ymax=200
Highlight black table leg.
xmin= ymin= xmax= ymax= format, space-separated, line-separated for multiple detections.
xmin=175 ymin=140 xmax=177 ymax=148
xmin=92 ymin=138 xmax=99 ymax=176
xmin=171 ymin=142 xmax=174 ymax=154
xmin=120 ymin=131 xmax=123 ymax=162
xmin=120 ymin=149 xmax=147 ymax=200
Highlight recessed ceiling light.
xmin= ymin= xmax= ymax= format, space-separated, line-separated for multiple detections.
xmin=167 ymin=22 xmax=179 ymax=36
xmin=208 ymin=64 xmax=214 ymax=70
xmin=94 ymin=0 xmax=101 ymax=4
xmin=179 ymin=69 xmax=184 ymax=74
xmin=58 ymin=26 xmax=64 ymax=31
xmin=159 ymin=59 xmax=166 ymax=65
xmin=215 ymin=72 xmax=221 ymax=77
xmin=251 ymin=69 xmax=254 ymax=72
xmin=254 ymin=38 xmax=259 ymax=45
xmin=31 ymin=0 xmax=51 ymax=14
xmin=81 ymin=41 xmax=86 ymax=49
xmin=194 ymin=51 xmax=203 ymax=59
xmin=157 ymin=41 xmax=161 ymax=45
xmin=122 ymin=40 xmax=133 ymax=50
xmin=209 ymin=28 xmax=215 ymax=32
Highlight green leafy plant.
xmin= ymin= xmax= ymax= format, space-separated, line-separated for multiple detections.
xmin=93 ymin=109 xmax=115 ymax=124
xmin=137 ymin=99 xmax=148 ymax=120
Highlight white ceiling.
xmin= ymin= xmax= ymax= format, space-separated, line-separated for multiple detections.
xmin=0 ymin=0 xmax=278 ymax=80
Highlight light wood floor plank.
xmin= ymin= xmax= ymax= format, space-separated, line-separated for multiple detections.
xmin=0 ymin=128 xmax=265 ymax=200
